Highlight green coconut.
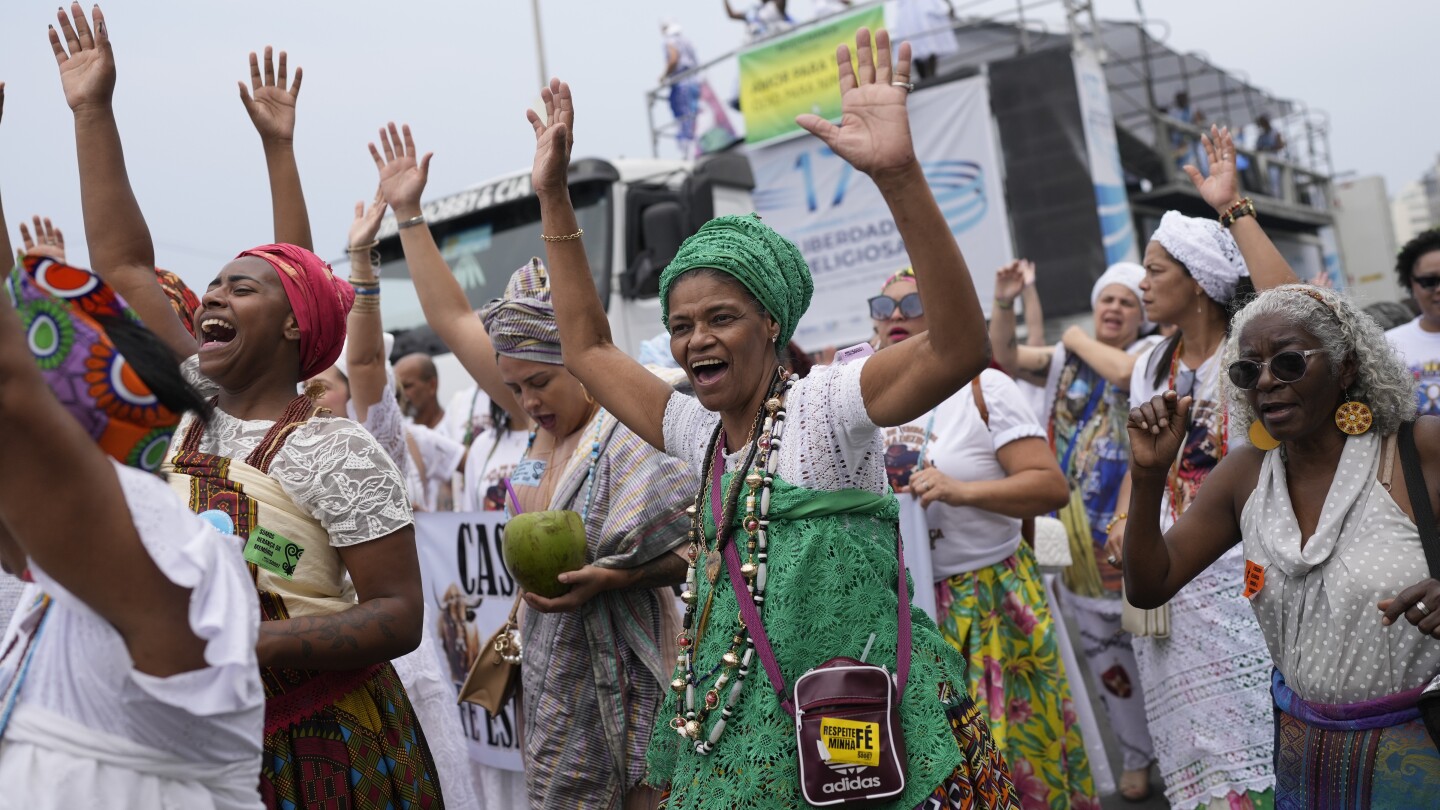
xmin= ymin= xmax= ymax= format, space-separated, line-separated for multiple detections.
xmin=502 ymin=509 xmax=587 ymax=598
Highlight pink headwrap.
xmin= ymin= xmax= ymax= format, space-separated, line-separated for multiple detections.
xmin=236 ymin=244 xmax=354 ymax=381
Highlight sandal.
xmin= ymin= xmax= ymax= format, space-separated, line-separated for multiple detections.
xmin=1119 ymin=767 xmax=1152 ymax=802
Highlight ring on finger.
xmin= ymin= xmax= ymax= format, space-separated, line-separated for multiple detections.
xmin=1107 ymin=555 xmax=1119 ymax=566
xmin=1418 ymin=600 xmax=1432 ymax=618
xmin=891 ymin=80 xmax=915 ymax=93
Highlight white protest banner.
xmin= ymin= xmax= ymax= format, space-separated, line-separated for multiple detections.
xmin=747 ymin=75 xmax=1013 ymax=350
xmin=414 ymin=511 xmax=524 ymax=771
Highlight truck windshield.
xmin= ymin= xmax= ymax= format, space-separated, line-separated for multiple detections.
xmin=374 ymin=181 xmax=611 ymax=331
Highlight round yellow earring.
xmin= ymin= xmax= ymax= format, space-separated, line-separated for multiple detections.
xmin=1249 ymin=420 xmax=1281 ymax=451
xmin=1335 ymin=400 xmax=1373 ymax=436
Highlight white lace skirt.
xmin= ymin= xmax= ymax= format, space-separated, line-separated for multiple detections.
xmin=1131 ymin=546 xmax=1275 ymax=809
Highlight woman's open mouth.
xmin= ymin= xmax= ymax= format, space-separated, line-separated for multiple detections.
xmin=888 ymin=327 xmax=911 ymax=342
xmin=534 ymin=414 xmax=557 ymax=432
xmin=198 ymin=317 xmax=238 ymax=352
xmin=690 ymin=357 xmax=730 ymax=388
xmin=1259 ymin=401 xmax=1298 ymax=425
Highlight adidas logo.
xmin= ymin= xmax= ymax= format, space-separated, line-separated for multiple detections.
xmin=821 ymin=775 xmax=883 ymax=794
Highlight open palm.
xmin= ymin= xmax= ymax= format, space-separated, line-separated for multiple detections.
xmin=796 ymin=29 xmax=916 ymax=180
xmin=527 ymin=78 xmax=575 ymax=198
xmin=370 ymin=123 xmax=432 ymax=214
xmin=1184 ymin=125 xmax=1243 ymax=213
xmin=240 ymin=47 xmax=302 ymax=143
xmin=49 ymin=3 xmax=114 ymax=112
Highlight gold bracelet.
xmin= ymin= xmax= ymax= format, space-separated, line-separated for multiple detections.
xmin=541 ymin=228 xmax=584 ymax=242
xmin=1105 ymin=513 xmax=1128 ymax=533
xmin=347 ymin=240 xmax=379 ymax=253
xmin=994 ymin=297 xmax=1015 ymax=311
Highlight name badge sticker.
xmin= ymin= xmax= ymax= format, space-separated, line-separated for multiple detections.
xmin=511 ymin=459 xmax=547 ymax=487
xmin=245 ymin=526 xmax=305 ymax=580
xmin=1243 ymin=559 xmax=1265 ymax=600
xmin=818 ymin=717 xmax=881 ymax=767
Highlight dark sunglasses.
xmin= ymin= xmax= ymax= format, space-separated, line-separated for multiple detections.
xmin=868 ymin=292 xmax=923 ymax=320
xmin=1414 ymin=275 xmax=1440 ymax=291
xmin=1226 ymin=349 xmax=1326 ymax=390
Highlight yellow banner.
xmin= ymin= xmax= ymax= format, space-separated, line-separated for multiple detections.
xmin=738 ymin=6 xmax=887 ymax=144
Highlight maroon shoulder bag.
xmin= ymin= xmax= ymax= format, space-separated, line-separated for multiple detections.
xmin=716 ymin=459 xmax=912 ymax=807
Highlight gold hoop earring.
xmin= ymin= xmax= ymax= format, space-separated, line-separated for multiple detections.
xmin=582 ymin=385 xmax=596 ymax=406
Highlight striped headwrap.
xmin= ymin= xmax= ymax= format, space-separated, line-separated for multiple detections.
xmin=658 ymin=214 xmax=813 ymax=347
xmin=237 ymin=243 xmax=354 ymax=381
xmin=480 ymin=258 xmax=563 ymax=365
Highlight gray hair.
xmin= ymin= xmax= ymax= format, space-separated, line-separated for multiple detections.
xmin=1224 ymin=284 xmax=1416 ymax=436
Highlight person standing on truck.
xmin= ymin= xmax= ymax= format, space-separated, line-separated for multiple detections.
xmin=529 ymin=28 xmax=1023 ymax=809
xmin=661 ymin=19 xmax=703 ymax=159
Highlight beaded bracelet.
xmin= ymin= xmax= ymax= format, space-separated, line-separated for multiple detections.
xmin=541 ymin=227 xmax=584 ymax=242
xmin=1105 ymin=512 xmax=1128 ymax=533
xmin=1220 ymin=197 xmax=1256 ymax=229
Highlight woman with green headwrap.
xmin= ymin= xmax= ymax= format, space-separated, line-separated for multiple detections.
xmin=527 ymin=28 xmax=1019 ymax=810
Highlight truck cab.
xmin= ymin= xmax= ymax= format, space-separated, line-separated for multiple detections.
xmin=370 ymin=153 xmax=755 ymax=365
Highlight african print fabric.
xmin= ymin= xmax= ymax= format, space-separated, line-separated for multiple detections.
xmin=935 ymin=542 xmax=1097 ymax=809
xmin=1050 ymin=350 xmax=1132 ymax=597
xmin=1272 ymin=671 xmax=1440 ymax=809
xmin=164 ymin=396 xmax=443 ymax=809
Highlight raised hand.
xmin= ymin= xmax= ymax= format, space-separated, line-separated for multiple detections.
xmin=993 ymin=260 xmax=1026 ymax=303
xmin=19 ymin=217 xmax=66 ymax=261
xmin=1127 ymin=391 xmax=1191 ymax=474
xmin=1184 ymin=124 xmax=1243 ymax=213
xmin=239 ymin=46 xmax=303 ymax=144
xmin=349 ymin=189 xmax=388 ymax=250
xmin=527 ymin=78 xmax=575 ymax=199
xmin=369 ymin=123 xmax=433 ymax=217
xmin=49 ymin=3 xmax=114 ymax=112
xmin=796 ymin=29 xmax=916 ymax=182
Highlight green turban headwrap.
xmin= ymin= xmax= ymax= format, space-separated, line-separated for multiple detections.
xmin=658 ymin=214 xmax=813 ymax=347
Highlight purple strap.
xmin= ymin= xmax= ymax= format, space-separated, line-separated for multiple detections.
xmin=712 ymin=437 xmax=912 ymax=719
xmin=504 ymin=479 xmax=524 ymax=515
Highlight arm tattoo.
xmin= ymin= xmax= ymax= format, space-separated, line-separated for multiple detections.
xmin=625 ymin=550 xmax=689 ymax=591
xmin=259 ymin=599 xmax=402 ymax=668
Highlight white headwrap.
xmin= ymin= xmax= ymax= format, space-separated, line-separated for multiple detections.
xmin=1152 ymin=210 xmax=1249 ymax=304
xmin=1090 ymin=261 xmax=1152 ymax=332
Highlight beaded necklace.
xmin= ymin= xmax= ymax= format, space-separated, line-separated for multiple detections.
xmin=670 ymin=368 xmax=794 ymax=755
xmin=1166 ymin=338 xmax=1228 ymax=523
xmin=509 ymin=405 xmax=607 ymax=522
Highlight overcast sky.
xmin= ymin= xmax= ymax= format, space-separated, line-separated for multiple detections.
xmin=0 ymin=0 xmax=1434 ymax=293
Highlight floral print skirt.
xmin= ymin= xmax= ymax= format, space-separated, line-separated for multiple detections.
xmin=936 ymin=542 xmax=1097 ymax=810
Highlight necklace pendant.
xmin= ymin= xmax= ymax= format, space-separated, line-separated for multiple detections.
xmin=705 ymin=548 xmax=723 ymax=583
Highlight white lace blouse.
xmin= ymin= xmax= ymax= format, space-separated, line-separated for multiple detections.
xmin=662 ymin=357 xmax=886 ymax=491
xmin=179 ymin=357 xmax=412 ymax=546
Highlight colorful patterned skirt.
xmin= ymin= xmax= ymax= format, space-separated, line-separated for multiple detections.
xmin=1272 ymin=670 xmax=1440 ymax=809
xmin=935 ymin=542 xmax=1097 ymax=809
xmin=259 ymin=661 xmax=445 ymax=810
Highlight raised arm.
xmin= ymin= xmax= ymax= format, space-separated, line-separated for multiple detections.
xmin=1019 ymin=260 xmax=1046 ymax=347
xmin=345 ymin=190 xmax=388 ymax=422
xmin=51 ymin=3 xmax=194 ymax=359
xmin=370 ymin=123 xmax=526 ymax=427
xmin=528 ymin=81 xmax=676 ymax=449
xmin=1061 ymin=327 xmax=1140 ymax=390
xmin=0 ymin=279 xmax=205 ymax=677
xmin=722 ymin=0 xmax=746 ymax=21
xmin=1120 ymin=391 xmax=1248 ymax=607
xmin=798 ymin=29 xmax=991 ymax=426
xmin=1185 ymin=125 xmax=1297 ymax=291
xmin=0 ymin=83 xmax=9 ymax=264
xmin=239 ymin=47 xmax=311 ymax=250
xmin=988 ymin=260 xmax=1053 ymax=385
